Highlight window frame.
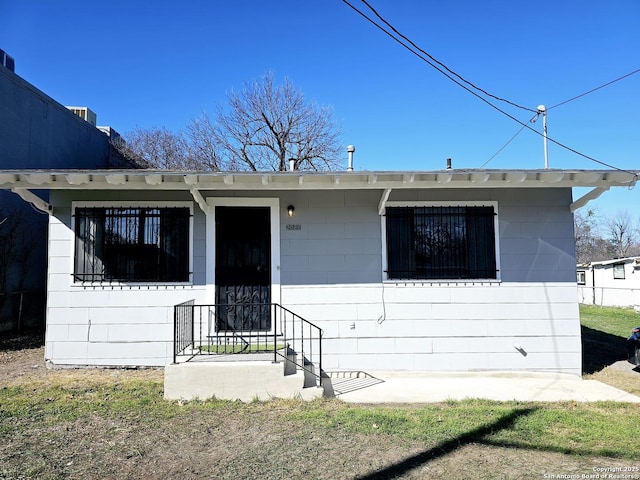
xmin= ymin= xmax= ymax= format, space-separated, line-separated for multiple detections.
xmin=381 ymin=201 xmax=501 ymax=282
xmin=576 ymin=270 xmax=586 ymax=285
xmin=71 ymin=201 xmax=194 ymax=285
xmin=613 ymin=263 xmax=626 ymax=280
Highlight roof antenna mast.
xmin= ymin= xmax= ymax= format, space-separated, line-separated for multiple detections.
xmin=537 ymin=105 xmax=549 ymax=169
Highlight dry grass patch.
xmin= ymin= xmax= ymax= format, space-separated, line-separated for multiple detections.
xmin=586 ymin=366 xmax=640 ymax=396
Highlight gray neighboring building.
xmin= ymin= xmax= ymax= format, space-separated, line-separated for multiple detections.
xmin=0 ymin=66 xmax=116 ymax=170
xmin=0 ymin=58 xmax=133 ymax=332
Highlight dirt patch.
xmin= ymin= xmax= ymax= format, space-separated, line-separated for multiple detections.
xmin=0 ymin=333 xmax=163 ymax=388
xmin=2 ymin=334 xmax=640 ymax=480
xmin=0 ymin=332 xmax=47 ymax=384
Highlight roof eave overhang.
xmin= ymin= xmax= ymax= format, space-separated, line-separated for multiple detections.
xmin=586 ymin=256 xmax=640 ymax=267
xmin=0 ymin=169 xmax=636 ymax=191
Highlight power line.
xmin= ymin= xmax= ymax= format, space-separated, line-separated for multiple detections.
xmin=483 ymin=70 xmax=640 ymax=166
xmin=341 ymin=0 xmax=638 ymax=175
xmin=480 ymin=123 xmax=529 ymax=168
xmin=339 ymin=0 xmax=534 ymax=120
xmin=549 ymin=68 xmax=640 ymax=110
xmin=357 ymin=0 xmax=536 ymax=114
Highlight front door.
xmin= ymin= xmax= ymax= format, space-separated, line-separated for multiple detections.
xmin=215 ymin=206 xmax=271 ymax=331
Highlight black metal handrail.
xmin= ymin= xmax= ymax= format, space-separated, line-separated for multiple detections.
xmin=173 ymin=299 xmax=195 ymax=364
xmin=273 ymin=303 xmax=323 ymax=387
xmin=172 ymin=302 xmax=323 ymax=387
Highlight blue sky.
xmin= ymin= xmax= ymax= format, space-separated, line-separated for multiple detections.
xmin=1 ymin=0 xmax=638 ymax=216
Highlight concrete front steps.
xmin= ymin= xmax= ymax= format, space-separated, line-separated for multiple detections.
xmin=164 ymin=358 xmax=324 ymax=402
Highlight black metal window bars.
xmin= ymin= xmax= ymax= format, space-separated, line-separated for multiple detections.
xmin=74 ymin=207 xmax=190 ymax=282
xmin=386 ymin=205 xmax=497 ymax=280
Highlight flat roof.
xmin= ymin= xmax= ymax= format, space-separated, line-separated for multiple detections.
xmin=580 ymin=257 xmax=640 ymax=267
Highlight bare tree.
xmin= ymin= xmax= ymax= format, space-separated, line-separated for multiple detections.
xmin=574 ymin=208 xmax=640 ymax=263
xmin=121 ymin=73 xmax=342 ymax=172
xmin=574 ymin=208 xmax=605 ymax=263
xmin=606 ymin=210 xmax=639 ymax=258
xmin=209 ymin=72 xmax=342 ymax=171
xmin=185 ymin=113 xmax=223 ymax=171
xmin=119 ymin=127 xmax=197 ymax=170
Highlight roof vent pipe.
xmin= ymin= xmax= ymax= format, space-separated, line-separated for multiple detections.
xmin=289 ymin=158 xmax=295 ymax=172
xmin=347 ymin=145 xmax=355 ymax=171
xmin=446 ymin=158 xmax=452 ymax=170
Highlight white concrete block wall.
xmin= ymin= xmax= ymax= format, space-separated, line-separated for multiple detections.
xmin=45 ymin=200 xmax=207 ymax=367
xmin=277 ymin=190 xmax=383 ymax=285
xmin=45 ymin=187 xmax=582 ymax=374
xmin=274 ymin=187 xmax=581 ymax=375
xmin=282 ymin=282 xmax=581 ymax=375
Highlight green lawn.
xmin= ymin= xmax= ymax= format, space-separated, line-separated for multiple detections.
xmin=579 ymin=304 xmax=640 ymax=395
xmin=3 ymin=309 xmax=640 ymax=478
xmin=2 ymin=378 xmax=640 ymax=463
xmin=579 ymin=304 xmax=640 ymax=338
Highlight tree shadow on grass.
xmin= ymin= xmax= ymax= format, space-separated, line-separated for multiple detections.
xmin=581 ymin=325 xmax=627 ymax=374
xmin=355 ymin=407 xmax=538 ymax=480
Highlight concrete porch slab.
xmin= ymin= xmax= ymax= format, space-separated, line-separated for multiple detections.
xmin=325 ymin=371 xmax=640 ymax=403
xmin=164 ymin=360 xmax=323 ymax=402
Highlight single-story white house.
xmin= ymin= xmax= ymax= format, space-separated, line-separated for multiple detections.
xmin=577 ymin=257 xmax=640 ymax=310
xmin=1 ymin=168 xmax=637 ymax=383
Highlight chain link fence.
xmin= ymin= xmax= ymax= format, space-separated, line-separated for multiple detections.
xmin=577 ymin=285 xmax=640 ymax=311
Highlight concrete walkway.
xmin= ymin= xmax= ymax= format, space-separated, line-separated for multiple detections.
xmin=325 ymin=370 xmax=640 ymax=403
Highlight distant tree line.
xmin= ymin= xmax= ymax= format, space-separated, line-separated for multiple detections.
xmin=574 ymin=208 xmax=640 ymax=263
xmin=117 ymin=72 xmax=343 ymax=172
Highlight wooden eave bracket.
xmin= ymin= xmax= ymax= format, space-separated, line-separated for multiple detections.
xmin=11 ymin=188 xmax=53 ymax=215
xmin=570 ymin=186 xmax=609 ymax=212
xmin=190 ymin=188 xmax=209 ymax=214
xmin=378 ymin=188 xmax=392 ymax=215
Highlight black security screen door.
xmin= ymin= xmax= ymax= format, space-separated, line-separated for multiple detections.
xmin=215 ymin=206 xmax=271 ymax=331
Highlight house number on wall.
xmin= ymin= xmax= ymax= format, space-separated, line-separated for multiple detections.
xmin=286 ymin=224 xmax=302 ymax=231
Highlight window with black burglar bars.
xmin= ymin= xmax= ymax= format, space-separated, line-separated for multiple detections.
xmin=385 ymin=206 xmax=497 ymax=280
xmin=74 ymin=207 xmax=190 ymax=282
